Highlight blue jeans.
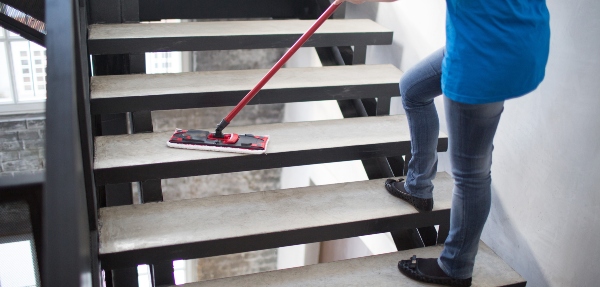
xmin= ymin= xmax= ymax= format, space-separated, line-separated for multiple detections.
xmin=400 ymin=47 xmax=504 ymax=279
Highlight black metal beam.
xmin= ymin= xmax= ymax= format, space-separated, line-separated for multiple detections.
xmin=140 ymin=179 xmax=163 ymax=203
xmin=88 ymin=0 xmax=120 ymax=24
xmin=43 ymin=0 xmax=92 ymax=285
xmin=0 ymin=11 xmax=45 ymax=46
xmin=1 ymin=0 xmax=45 ymax=21
xmin=131 ymin=110 xmax=154 ymax=132
xmin=111 ymin=268 xmax=138 ymax=287
xmin=390 ymin=228 xmax=424 ymax=251
xmin=100 ymin=209 xmax=450 ymax=269
xmin=139 ymin=0 xmax=304 ymax=21
xmin=152 ymin=262 xmax=174 ymax=287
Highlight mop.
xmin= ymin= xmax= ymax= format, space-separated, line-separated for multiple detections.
xmin=167 ymin=2 xmax=342 ymax=154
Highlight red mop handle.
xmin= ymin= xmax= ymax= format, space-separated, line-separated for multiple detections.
xmin=223 ymin=2 xmax=341 ymax=123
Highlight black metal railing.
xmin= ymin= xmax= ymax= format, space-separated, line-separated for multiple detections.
xmin=0 ymin=2 xmax=46 ymax=45
xmin=42 ymin=0 xmax=97 ymax=285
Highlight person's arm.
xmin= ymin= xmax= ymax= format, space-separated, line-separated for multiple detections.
xmin=333 ymin=0 xmax=397 ymax=5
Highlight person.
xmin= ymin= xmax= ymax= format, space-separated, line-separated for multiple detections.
xmin=334 ymin=0 xmax=550 ymax=286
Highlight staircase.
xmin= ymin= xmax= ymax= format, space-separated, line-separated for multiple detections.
xmin=31 ymin=0 xmax=528 ymax=285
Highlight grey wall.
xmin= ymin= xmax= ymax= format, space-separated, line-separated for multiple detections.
xmin=481 ymin=1 xmax=600 ymax=286
xmin=348 ymin=0 xmax=600 ymax=285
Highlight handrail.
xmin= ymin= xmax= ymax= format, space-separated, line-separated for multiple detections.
xmin=0 ymin=2 xmax=45 ymax=45
xmin=43 ymin=0 xmax=94 ymax=285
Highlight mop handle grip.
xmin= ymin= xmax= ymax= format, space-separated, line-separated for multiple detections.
xmin=223 ymin=2 xmax=341 ymax=123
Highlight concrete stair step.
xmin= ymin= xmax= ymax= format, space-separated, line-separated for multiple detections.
xmin=99 ymin=173 xmax=454 ymax=269
xmin=90 ymin=64 xmax=403 ymax=115
xmin=93 ymin=115 xmax=448 ymax=185
xmin=88 ymin=19 xmax=393 ymax=55
xmin=177 ymin=242 xmax=525 ymax=287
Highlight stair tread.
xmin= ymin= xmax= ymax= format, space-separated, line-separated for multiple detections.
xmin=179 ymin=242 xmax=525 ymax=287
xmin=99 ymin=173 xmax=453 ymax=267
xmin=88 ymin=19 xmax=393 ymax=54
xmin=89 ymin=19 xmax=390 ymax=40
xmin=94 ymin=115 xmax=448 ymax=185
xmin=90 ymin=65 xmax=403 ymax=114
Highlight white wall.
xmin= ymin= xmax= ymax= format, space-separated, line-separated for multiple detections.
xmin=346 ymin=0 xmax=450 ymax=171
xmin=349 ymin=0 xmax=600 ymax=286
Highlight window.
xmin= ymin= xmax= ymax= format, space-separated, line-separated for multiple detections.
xmin=0 ymin=27 xmax=46 ymax=114
xmin=0 ymin=235 xmax=40 ymax=287
xmin=136 ymin=261 xmax=186 ymax=286
xmin=143 ymin=19 xmax=184 ymax=75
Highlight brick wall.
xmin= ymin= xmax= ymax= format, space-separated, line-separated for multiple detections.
xmin=0 ymin=114 xmax=45 ymax=177
xmin=196 ymin=249 xmax=279 ymax=281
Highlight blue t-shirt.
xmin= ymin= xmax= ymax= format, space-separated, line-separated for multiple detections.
xmin=442 ymin=0 xmax=551 ymax=104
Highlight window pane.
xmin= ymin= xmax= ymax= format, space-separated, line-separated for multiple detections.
xmin=0 ymin=240 xmax=38 ymax=287
xmin=9 ymin=31 xmax=23 ymax=38
xmin=0 ymin=44 xmax=14 ymax=103
xmin=10 ymin=41 xmax=46 ymax=102
xmin=0 ymin=27 xmax=4 ymax=38
xmin=137 ymin=265 xmax=151 ymax=287
xmin=145 ymin=52 xmax=182 ymax=74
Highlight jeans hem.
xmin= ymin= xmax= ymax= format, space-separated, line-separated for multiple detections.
xmin=403 ymin=182 xmax=433 ymax=200
xmin=437 ymin=258 xmax=472 ymax=280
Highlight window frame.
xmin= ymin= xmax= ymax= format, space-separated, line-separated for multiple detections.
xmin=0 ymin=28 xmax=45 ymax=115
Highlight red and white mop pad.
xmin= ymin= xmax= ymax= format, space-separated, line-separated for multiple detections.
xmin=167 ymin=129 xmax=269 ymax=155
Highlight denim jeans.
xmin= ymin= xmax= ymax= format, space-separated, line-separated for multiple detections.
xmin=400 ymin=47 xmax=505 ymax=279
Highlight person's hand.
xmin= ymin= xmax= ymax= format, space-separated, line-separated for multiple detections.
xmin=333 ymin=0 xmax=397 ymax=5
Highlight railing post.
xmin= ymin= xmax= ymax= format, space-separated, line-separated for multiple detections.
xmin=43 ymin=0 xmax=93 ymax=284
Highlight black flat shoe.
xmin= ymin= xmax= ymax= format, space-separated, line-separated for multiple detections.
xmin=398 ymin=256 xmax=472 ymax=287
xmin=384 ymin=178 xmax=433 ymax=212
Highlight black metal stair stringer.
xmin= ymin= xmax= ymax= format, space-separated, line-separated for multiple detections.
xmin=308 ymin=0 xmax=445 ymax=251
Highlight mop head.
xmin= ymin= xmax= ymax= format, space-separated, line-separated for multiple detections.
xmin=167 ymin=129 xmax=269 ymax=154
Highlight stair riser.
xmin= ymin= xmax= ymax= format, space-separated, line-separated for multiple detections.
xmin=88 ymin=33 xmax=393 ymax=55
xmin=100 ymin=209 xmax=449 ymax=269
xmin=90 ymin=85 xmax=398 ymax=115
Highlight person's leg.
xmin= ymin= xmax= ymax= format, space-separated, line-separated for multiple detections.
xmin=438 ymin=97 xmax=505 ymax=279
xmin=399 ymin=47 xmax=445 ymax=199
